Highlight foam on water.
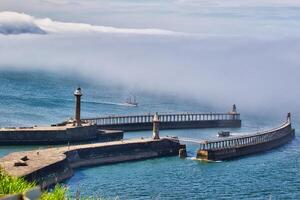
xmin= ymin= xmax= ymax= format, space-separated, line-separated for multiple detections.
xmin=190 ymin=157 xmax=223 ymax=163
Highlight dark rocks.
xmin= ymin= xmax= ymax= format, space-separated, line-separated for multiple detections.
xmin=179 ymin=148 xmax=187 ymax=158
xmin=21 ymin=156 xmax=29 ymax=161
xmin=14 ymin=160 xmax=28 ymax=167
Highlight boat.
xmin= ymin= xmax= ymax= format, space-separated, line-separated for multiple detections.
xmin=125 ymin=96 xmax=138 ymax=106
xmin=218 ymin=131 xmax=231 ymax=137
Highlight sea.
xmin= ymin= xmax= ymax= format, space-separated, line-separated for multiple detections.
xmin=0 ymin=71 xmax=299 ymax=199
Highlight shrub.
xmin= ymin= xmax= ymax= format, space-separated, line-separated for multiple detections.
xmin=40 ymin=185 xmax=68 ymax=200
xmin=0 ymin=169 xmax=36 ymax=197
xmin=0 ymin=168 xmax=67 ymax=199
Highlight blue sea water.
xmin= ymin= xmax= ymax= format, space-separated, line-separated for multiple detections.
xmin=0 ymin=71 xmax=299 ymax=199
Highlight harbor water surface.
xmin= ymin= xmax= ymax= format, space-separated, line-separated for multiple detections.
xmin=0 ymin=71 xmax=299 ymax=199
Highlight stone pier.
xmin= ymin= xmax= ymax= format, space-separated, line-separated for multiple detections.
xmin=0 ymin=138 xmax=185 ymax=188
xmin=197 ymin=114 xmax=295 ymax=161
xmin=83 ymin=106 xmax=242 ymax=131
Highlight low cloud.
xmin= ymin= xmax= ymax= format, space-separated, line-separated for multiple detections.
xmin=0 ymin=12 xmax=45 ymax=34
xmin=0 ymin=11 xmax=183 ymax=36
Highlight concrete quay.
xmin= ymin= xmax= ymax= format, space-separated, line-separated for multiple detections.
xmin=94 ymin=119 xmax=241 ymax=131
xmin=0 ymin=88 xmax=124 ymax=145
xmin=196 ymin=114 xmax=295 ymax=161
xmin=0 ymin=123 xmax=123 ymax=145
xmin=0 ymin=138 xmax=185 ymax=188
xmin=84 ymin=110 xmax=241 ymax=131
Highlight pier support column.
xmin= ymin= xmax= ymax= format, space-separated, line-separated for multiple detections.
xmin=74 ymin=87 xmax=82 ymax=126
xmin=152 ymin=113 xmax=160 ymax=140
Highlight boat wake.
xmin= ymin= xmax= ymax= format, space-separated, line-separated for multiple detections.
xmin=82 ymin=100 xmax=138 ymax=107
xmin=190 ymin=157 xmax=222 ymax=163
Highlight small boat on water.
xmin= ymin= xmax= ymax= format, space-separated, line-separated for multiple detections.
xmin=125 ymin=96 xmax=138 ymax=107
xmin=218 ymin=131 xmax=231 ymax=137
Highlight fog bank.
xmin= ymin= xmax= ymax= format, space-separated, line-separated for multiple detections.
xmin=0 ymin=0 xmax=300 ymax=119
xmin=0 ymin=33 xmax=299 ymax=118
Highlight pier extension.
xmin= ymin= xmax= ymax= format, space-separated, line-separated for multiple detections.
xmin=197 ymin=113 xmax=295 ymax=161
xmin=0 ymin=138 xmax=184 ymax=188
xmin=83 ymin=105 xmax=241 ymax=131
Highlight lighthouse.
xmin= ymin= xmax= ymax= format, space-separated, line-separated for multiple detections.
xmin=231 ymin=104 xmax=237 ymax=114
xmin=152 ymin=113 xmax=160 ymax=140
xmin=229 ymin=104 xmax=237 ymax=120
xmin=74 ymin=87 xmax=82 ymax=126
xmin=287 ymin=112 xmax=291 ymax=122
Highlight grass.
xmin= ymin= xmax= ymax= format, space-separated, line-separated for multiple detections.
xmin=0 ymin=169 xmax=36 ymax=197
xmin=0 ymin=168 xmax=67 ymax=199
xmin=41 ymin=185 xmax=68 ymax=200
xmin=0 ymin=168 xmax=111 ymax=199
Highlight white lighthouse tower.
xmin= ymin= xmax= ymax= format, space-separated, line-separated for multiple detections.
xmin=74 ymin=87 xmax=82 ymax=126
xmin=152 ymin=113 xmax=160 ymax=140
xmin=231 ymin=104 xmax=237 ymax=114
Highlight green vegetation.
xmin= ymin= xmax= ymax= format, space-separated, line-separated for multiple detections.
xmin=0 ymin=168 xmax=110 ymax=199
xmin=0 ymin=169 xmax=36 ymax=197
xmin=0 ymin=168 xmax=67 ymax=199
xmin=41 ymin=185 xmax=67 ymax=200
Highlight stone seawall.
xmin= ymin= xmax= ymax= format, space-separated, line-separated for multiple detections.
xmin=98 ymin=120 xmax=242 ymax=131
xmin=0 ymin=138 xmax=184 ymax=188
xmin=197 ymin=123 xmax=295 ymax=161
xmin=206 ymin=129 xmax=295 ymax=161
xmin=25 ymin=156 xmax=74 ymax=188
xmin=66 ymin=139 xmax=181 ymax=168
xmin=0 ymin=125 xmax=123 ymax=145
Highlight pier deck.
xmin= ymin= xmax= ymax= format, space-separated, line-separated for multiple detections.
xmin=196 ymin=114 xmax=295 ymax=161
xmin=0 ymin=138 xmax=184 ymax=187
xmin=0 ymin=122 xmax=123 ymax=145
xmin=83 ymin=112 xmax=241 ymax=131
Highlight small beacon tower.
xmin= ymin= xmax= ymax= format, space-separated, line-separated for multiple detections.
xmin=287 ymin=112 xmax=291 ymax=122
xmin=230 ymin=104 xmax=237 ymax=120
xmin=231 ymin=104 xmax=237 ymax=114
xmin=152 ymin=113 xmax=160 ymax=140
xmin=74 ymin=87 xmax=82 ymax=126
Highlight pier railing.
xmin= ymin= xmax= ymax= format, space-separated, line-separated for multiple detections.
xmin=83 ymin=112 xmax=240 ymax=126
xmin=198 ymin=119 xmax=292 ymax=151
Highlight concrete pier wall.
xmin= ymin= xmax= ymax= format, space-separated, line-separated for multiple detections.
xmin=0 ymin=138 xmax=184 ymax=188
xmin=205 ymin=129 xmax=295 ymax=161
xmin=66 ymin=139 xmax=181 ymax=168
xmin=0 ymin=111 xmax=241 ymax=144
xmin=0 ymin=119 xmax=240 ymax=144
xmin=97 ymin=120 xmax=242 ymax=131
xmin=197 ymin=122 xmax=295 ymax=161
xmin=0 ymin=125 xmax=123 ymax=145
xmin=25 ymin=156 xmax=74 ymax=188
xmin=85 ymin=112 xmax=242 ymax=131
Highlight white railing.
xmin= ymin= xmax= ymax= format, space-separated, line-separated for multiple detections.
xmin=83 ymin=113 xmax=240 ymax=126
xmin=199 ymin=119 xmax=292 ymax=151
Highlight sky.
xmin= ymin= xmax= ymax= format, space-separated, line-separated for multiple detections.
xmin=0 ymin=0 xmax=300 ymax=118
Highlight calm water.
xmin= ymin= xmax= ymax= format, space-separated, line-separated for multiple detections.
xmin=0 ymin=71 xmax=299 ymax=199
